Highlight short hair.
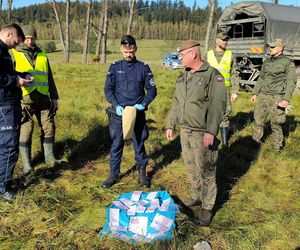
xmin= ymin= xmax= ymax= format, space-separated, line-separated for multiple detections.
xmin=2 ymin=23 xmax=25 ymax=41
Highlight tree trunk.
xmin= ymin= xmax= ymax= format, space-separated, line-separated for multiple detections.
xmin=127 ymin=0 xmax=135 ymax=35
xmin=51 ymin=0 xmax=70 ymax=63
xmin=100 ymin=0 xmax=108 ymax=64
xmin=204 ymin=0 xmax=216 ymax=56
xmin=95 ymin=2 xmax=105 ymax=59
xmin=274 ymin=0 xmax=279 ymax=3
xmin=65 ymin=0 xmax=70 ymax=63
xmin=7 ymin=0 xmax=13 ymax=23
xmin=82 ymin=0 xmax=92 ymax=63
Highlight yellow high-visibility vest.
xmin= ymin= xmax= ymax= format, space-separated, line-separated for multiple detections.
xmin=11 ymin=49 xmax=49 ymax=96
xmin=207 ymin=49 xmax=232 ymax=87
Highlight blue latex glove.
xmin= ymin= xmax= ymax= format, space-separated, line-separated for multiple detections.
xmin=115 ymin=105 xmax=124 ymax=116
xmin=134 ymin=104 xmax=145 ymax=111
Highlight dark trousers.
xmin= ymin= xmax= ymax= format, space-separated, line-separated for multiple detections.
xmin=0 ymin=105 xmax=21 ymax=194
xmin=108 ymin=111 xmax=149 ymax=177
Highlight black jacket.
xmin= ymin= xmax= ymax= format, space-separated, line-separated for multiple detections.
xmin=0 ymin=40 xmax=22 ymax=105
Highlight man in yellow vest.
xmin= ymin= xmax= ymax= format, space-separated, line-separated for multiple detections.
xmin=207 ymin=32 xmax=239 ymax=146
xmin=10 ymin=25 xmax=59 ymax=174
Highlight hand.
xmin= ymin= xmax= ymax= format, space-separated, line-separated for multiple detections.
xmin=134 ymin=104 xmax=145 ymax=111
xmin=277 ymin=100 xmax=289 ymax=109
xmin=25 ymin=74 xmax=34 ymax=82
xmin=251 ymin=95 xmax=257 ymax=103
xmin=115 ymin=105 xmax=124 ymax=116
xmin=16 ymin=76 xmax=32 ymax=88
xmin=231 ymin=93 xmax=238 ymax=102
xmin=203 ymin=132 xmax=214 ymax=148
xmin=51 ymin=99 xmax=58 ymax=112
xmin=166 ymin=128 xmax=174 ymax=141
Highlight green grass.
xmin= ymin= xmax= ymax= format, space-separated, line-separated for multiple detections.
xmin=0 ymin=41 xmax=299 ymax=249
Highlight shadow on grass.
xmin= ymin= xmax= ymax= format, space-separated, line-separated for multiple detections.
xmin=215 ymin=136 xmax=261 ymax=212
xmin=229 ymin=111 xmax=254 ymax=137
xmin=16 ymin=123 xmax=111 ymax=189
xmin=147 ymin=136 xmax=181 ymax=179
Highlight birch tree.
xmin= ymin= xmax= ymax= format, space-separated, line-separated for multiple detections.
xmin=95 ymin=8 xmax=104 ymax=60
xmin=82 ymin=0 xmax=92 ymax=63
xmin=50 ymin=0 xmax=70 ymax=63
xmin=204 ymin=0 xmax=216 ymax=55
xmin=100 ymin=0 xmax=108 ymax=63
xmin=127 ymin=0 xmax=135 ymax=35
xmin=7 ymin=0 xmax=13 ymax=23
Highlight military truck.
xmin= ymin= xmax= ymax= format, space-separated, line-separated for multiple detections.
xmin=217 ymin=1 xmax=300 ymax=90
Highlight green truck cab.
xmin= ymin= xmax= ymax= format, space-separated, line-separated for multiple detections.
xmin=217 ymin=1 xmax=300 ymax=90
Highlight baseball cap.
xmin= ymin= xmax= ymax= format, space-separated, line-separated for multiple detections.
xmin=267 ymin=38 xmax=285 ymax=47
xmin=216 ymin=32 xmax=229 ymax=40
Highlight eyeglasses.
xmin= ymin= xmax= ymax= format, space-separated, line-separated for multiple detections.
xmin=179 ymin=50 xmax=192 ymax=57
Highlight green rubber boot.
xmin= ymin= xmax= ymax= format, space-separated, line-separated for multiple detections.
xmin=19 ymin=146 xmax=32 ymax=175
xmin=43 ymin=143 xmax=59 ymax=167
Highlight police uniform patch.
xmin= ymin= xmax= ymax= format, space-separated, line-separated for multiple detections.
xmin=216 ymin=75 xmax=224 ymax=82
xmin=149 ymin=78 xmax=156 ymax=86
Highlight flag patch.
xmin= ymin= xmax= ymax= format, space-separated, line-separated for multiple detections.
xmin=216 ymin=75 xmax=224 ymax=82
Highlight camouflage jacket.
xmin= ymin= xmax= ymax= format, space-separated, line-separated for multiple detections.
xmin=166 ymin=61 xmax=227 ymax=136
xmin=253 ymin=55 xmax=297 ymax=101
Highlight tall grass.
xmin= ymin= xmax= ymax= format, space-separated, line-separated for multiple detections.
xmin=0 ymin=41 xmax=299 ymax=249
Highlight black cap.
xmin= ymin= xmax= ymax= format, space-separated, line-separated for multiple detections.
xmin=120 ymin=35 xmax=136 ymax=46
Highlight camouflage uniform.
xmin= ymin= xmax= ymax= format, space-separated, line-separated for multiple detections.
xmin=166 ymin=62 xmax=226 ymax=210
xmin=252 ymin=55 xmax=296 ymax=149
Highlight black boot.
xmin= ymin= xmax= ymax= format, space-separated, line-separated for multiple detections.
xmin=220 ymin=127 xmax=229 ymax=146
xmin=197 ymin=209 xmax=213 ymax=227
xmin=138 ymin=166 xmax=150 ymax=188
xmin=101 ymin=175 xmax=119 ymax=189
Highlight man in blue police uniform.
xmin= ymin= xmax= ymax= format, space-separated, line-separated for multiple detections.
xmin=0 ymin=23 xmax=31 ymax=202
xmin=103 ymin=35 xmax=157 ymax=189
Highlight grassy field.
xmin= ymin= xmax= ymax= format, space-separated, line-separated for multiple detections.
xmin=0 ymin=40 xmax=299 ymax=249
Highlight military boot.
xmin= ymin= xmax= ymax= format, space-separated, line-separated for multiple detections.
xmin=197 ymin=209 xmax=213 ymax=227
xmin=220 ymin=127 xmax=229 ymax=146
xmin=43 ymin=143 xmax=60 ymax=167
xmin=138 ymin=166 xmax=150 ymax=188
xmin=101 ymin=175 xmax=120 ymax=189
xmin=19 ymin=146 xmax=32 ymax=175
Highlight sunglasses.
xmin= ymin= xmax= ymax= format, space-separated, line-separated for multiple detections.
xmin=121 ymin=39 xmax=136 ymax=46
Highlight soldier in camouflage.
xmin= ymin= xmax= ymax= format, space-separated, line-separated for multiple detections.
xmin=166 ymin=40 xmax=227 ymax=226
xmin=251 ymin=38 xmax=297 ymax=151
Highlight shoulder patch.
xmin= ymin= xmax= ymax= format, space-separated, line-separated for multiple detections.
xmin=149 ymin=78 xmax=156 ymax=86
xmin=216 ymin=75 xmax=224 ymax=83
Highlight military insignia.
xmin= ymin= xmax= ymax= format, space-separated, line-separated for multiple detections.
xmin=149 ymin=78 xmax=156 ymax=86
xmin=216 ymin=75 xmax=224 ymax=82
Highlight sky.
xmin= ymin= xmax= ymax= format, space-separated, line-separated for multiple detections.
xmin=3 ymin=0 xmax=300 ymax=10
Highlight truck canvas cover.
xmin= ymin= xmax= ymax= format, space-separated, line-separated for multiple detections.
xmin=219 ymin=1 xmax=300 ymax=50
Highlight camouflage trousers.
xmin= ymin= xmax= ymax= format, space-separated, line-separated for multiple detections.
xmin=253 ymin=93 xmax=286 ymax=149
xmin=19 ymin=91 xmax=56 ymax=147
xmin=220 ymin=87 xmax=231 ymax=128
xmin=180 ymin=128 xmax=218 ymax=210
